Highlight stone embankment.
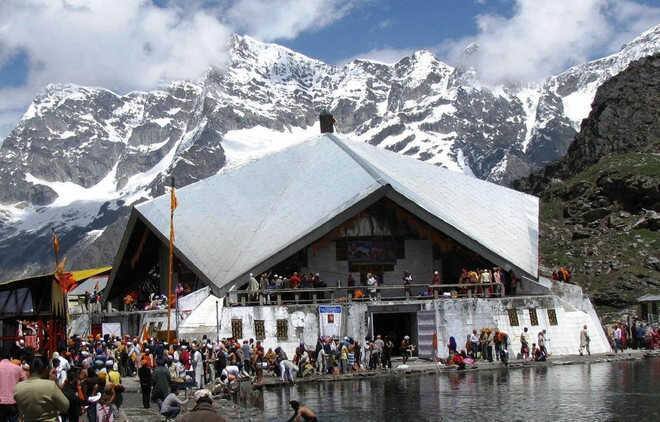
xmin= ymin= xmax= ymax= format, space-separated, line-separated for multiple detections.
xmin=261 ymin=349 xmax=660 ymax=387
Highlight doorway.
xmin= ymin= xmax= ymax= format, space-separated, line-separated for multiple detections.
xmin=372 ymin=312 xmax=418 ymax=356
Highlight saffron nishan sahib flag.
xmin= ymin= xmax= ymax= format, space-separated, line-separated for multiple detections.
xmin=52 ymin=231 xmax=60 ymax=257
xmin=170 ymin=185 xmax=178 ymax=211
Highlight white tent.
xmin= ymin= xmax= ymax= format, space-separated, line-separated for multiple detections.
xmin=108 ymin=134 xmax=539 ymax=297
xmin=178 ymin=294 xmax=223 ymax=339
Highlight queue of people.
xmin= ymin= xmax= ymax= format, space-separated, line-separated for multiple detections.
xmin=445 ymin=326 xmax=552 ymax=370
xmin=255 ymin=334 xmax=414 ymax=382
xmin=606 ymin=320 xmax=660 ymax=352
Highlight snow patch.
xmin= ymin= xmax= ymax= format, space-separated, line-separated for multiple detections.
xmin=130 ymin=139 xmax=169 ymax=153
xmin=562 ymin=86 xmax=597 ymax=128
xmin=222 ymin=125 xmax=319 ymax=169
xmin=455 ymin=149 xmax=474 ymax=177
xmin=85 ymin=229 xmax=105 ymax=242
xmin=25 ymin=162 xmax=120 ymax=207
xmin=516 ymin=87 xmax=542 ymax=152
xmin=152 ymin=117 xmax=172 ymax=127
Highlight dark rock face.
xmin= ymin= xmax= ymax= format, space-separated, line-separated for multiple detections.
xmin=517 ymin=54 xmax=660 ymax=194
xmin=524 ymin=91 xmax=577 ymax=167
xmin=515 ymin=53 xmax=660 ymax=311
xmin=0 ymin=28 xmax=657 ymax=279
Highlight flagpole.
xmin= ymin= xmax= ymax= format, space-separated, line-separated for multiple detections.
xmin=50 ymin=227 xmax=60 ymax=354
xmin=167 ymin=177 xmax=175 ymax=344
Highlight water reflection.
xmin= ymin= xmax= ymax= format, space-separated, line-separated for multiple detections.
xmin=263 ymin=358 xmax=660 ymax=421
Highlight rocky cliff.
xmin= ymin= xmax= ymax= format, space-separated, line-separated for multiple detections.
xmin=0 ymin=26 xmax=658 ymax=279
xmin=515 ymin=53 xmax=660 ymax=312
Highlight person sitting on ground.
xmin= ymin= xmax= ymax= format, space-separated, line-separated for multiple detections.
xmin=177 ymin=389 xmax=226 ymax=422
xmin=287 ymin=400 xmax=318 ymax=422
xmin=461 ymin=350 xmax=475 ymax=366
xmin=451 ymin=351 xmax=466 ymax=370
xmin=533 ymin=343 xmax=547 ymax=362
xmin=160 ymin=385 xmax=187 ymax=420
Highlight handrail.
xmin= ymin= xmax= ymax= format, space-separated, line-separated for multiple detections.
xmin=229 ymin=282 xmax=505 ymax=306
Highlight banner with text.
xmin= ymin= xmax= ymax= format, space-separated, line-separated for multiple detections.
xmin=318 ymin=305 xmax=342 ymax=338
xmin=102 ymin=322 xmax=122 ymax=338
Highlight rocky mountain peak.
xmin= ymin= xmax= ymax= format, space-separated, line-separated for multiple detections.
xmin=0 ymin=25 xmax=658 ymax=279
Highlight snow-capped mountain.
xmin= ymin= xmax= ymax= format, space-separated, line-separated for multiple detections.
xmin=0 ymin=25 xmax=658 ymax=278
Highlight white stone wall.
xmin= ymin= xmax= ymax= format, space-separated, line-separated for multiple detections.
xmin=205 ymin=294 xmax=610 ymax=359
xmin=217 ymin=306 xmax=318 ymax=357
xmin=433 ymin=296 xmax=611 ymax=359
xmin=215 ymin=303 xmax=370 ymax=358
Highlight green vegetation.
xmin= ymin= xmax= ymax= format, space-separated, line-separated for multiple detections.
xmin=537 ymin=152 xmax=659 ymax=316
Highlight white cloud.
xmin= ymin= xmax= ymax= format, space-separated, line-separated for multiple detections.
xmin=342 ymin=47 xmax=414 ymax=65
xmin=0 ymin=0 xmax=355 ymax=138
xmin=0 ymin=1 xmax=232 ymax=122
xmin=439 ymin=0 xmax=660 ymax=84
xmin=606 ymin=1 xmax=660 ymax=50
xmin=225 ymin=0 xmax=357 ymax=41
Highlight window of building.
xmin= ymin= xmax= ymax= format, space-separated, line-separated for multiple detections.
xmin=254 ymin=320 xmax=265 ymax=340
xmin=547 ymin=309 xmax=558 ymax=326
xmin=231 ymin=319 xmax=243 ymax=339
xmin=507 ymin=308 xmax=519 ymax=326
xmin=276 ymin=319 xmax=288 ymax=340
xmin=529 ymin=308 xmax=539 ymax=326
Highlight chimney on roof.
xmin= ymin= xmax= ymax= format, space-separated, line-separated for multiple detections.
xmin=319 ymin=110 xmax=335 ymax=134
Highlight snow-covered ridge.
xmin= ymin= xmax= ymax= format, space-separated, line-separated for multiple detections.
xmin=0 ymin=24 xmax=658 ymax=278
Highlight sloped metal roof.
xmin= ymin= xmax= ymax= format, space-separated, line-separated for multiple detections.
xmin=124 ymin=134 xmax=538 ymax=297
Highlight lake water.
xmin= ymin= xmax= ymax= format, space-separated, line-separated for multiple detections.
xmin=262 ymin=358 xmax=660 ymax=421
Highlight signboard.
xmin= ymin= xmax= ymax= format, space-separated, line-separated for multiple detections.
xmin=102 ymin=322 xmax=121 ymax=338
xmin=319 ymin=305 xmax=342 ymax=338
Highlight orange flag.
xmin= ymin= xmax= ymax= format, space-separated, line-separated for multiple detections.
xmin=54 ymin=257 xmax=76 ymax=292
xmin=55 ymin=272 xmax=77 ymax=293
xmin=52 ymin=230 xmax=60 ymax=258
xmin=170 ymin=185 xmax=177 ymax=211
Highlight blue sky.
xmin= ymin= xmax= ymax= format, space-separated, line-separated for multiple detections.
xmin=279 ymin=0 xmax=514 ymax=63
xmin=0 ymin=0 xmax=658 ymax=138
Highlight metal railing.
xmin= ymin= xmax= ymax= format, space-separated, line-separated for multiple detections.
xmin=228 ymin=282 xmax=504 ymax=306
